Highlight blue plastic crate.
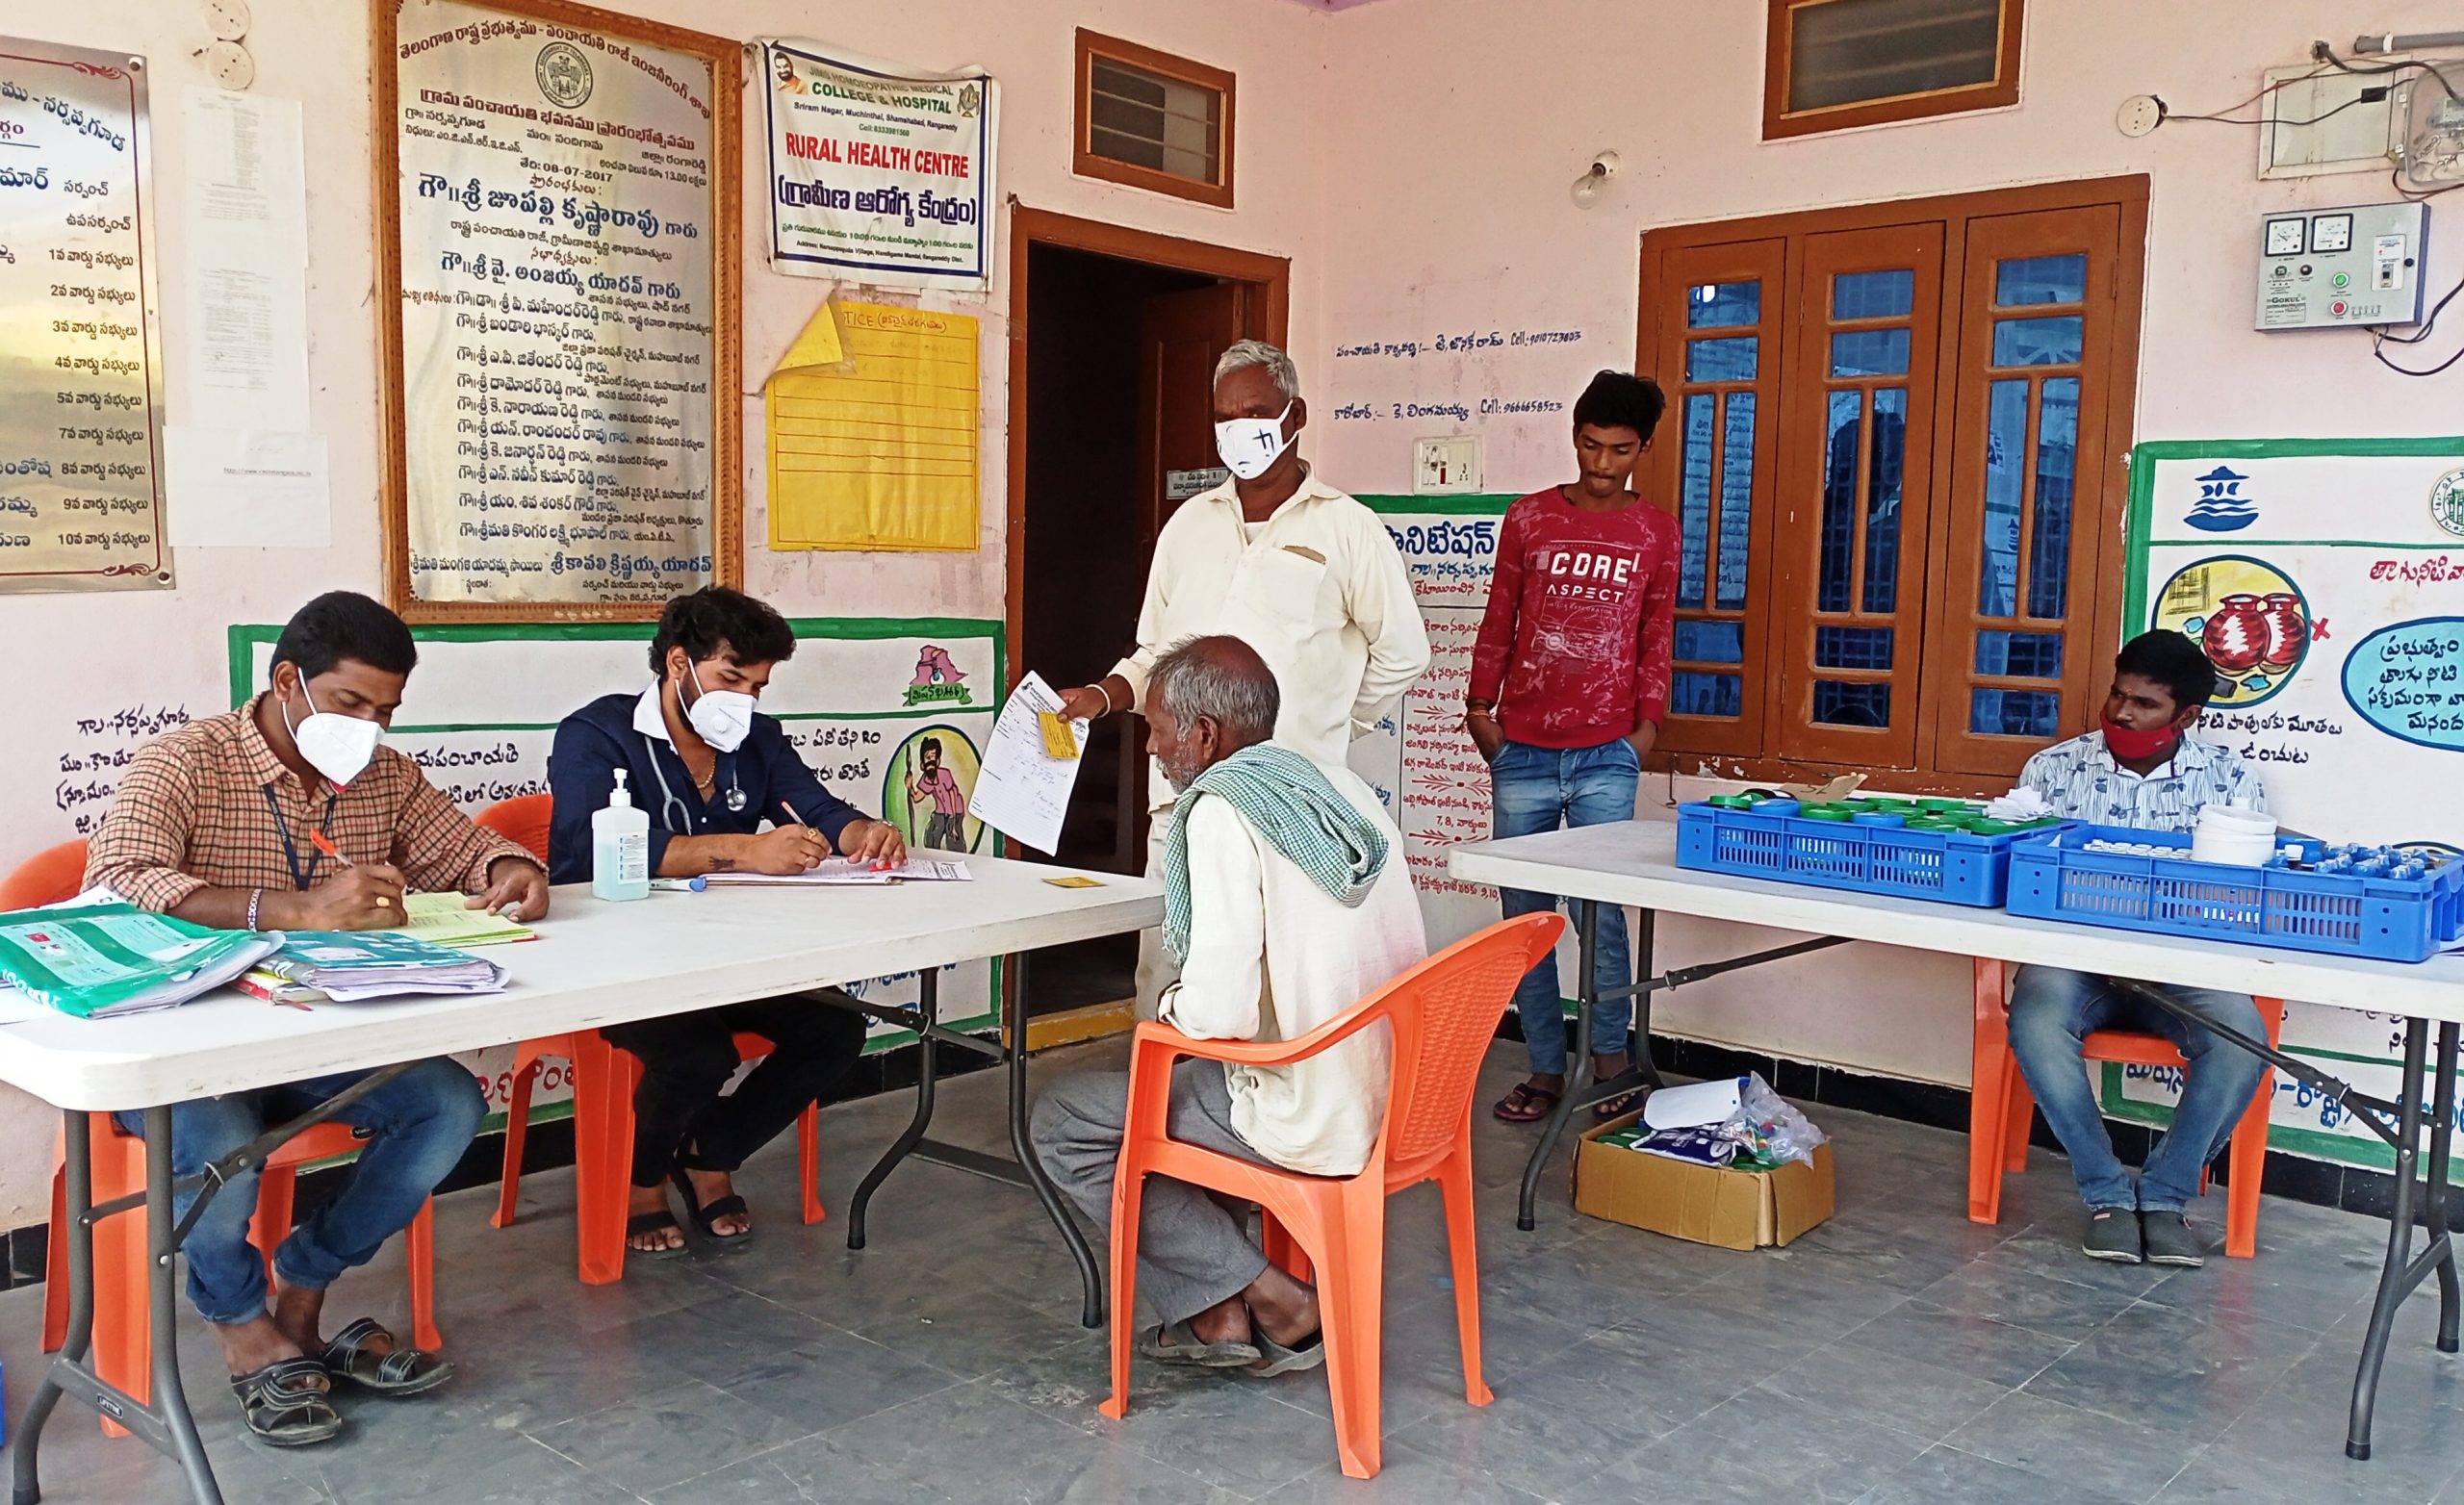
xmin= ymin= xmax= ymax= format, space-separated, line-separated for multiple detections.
xmin=1674 ymin=801 xmax=2060 ymax=906
xmin=2006 ymin=824 xmax=2464 ymax=962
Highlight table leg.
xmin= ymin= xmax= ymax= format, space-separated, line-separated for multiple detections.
xmin=1002 ymin=953 xmax=1105 ymax=1328
xmin=847 ymin=967 xmax=940 ymax=1250
xmin=1518 ymin=897 xmax=1598 ymax=1232
xmin=2430 ymin=1021 xmax=2461 ymax=1357
xmin=13 ymin=1111 xmax=90 ymax=1505
xmin=1630 ymin=908 xmax=1664 ymax=1089
xmin=2348 ymin=1018 xmax=2433 ymax=1461
xmin=143 ymin=1108 xmax=222 ymax=1504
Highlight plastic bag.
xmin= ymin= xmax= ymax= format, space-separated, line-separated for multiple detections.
xmin=1736 ymin=1074 xmax=1828 ymax=1168
xmin=1630 ymin=1072 xmax=1827 ymax=1168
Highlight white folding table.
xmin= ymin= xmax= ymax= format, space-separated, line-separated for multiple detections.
xmin=1450 ymin=820 xmax=2464 ymax=1464
xmin=1 ymin=860 xmax=1161 ymax=1505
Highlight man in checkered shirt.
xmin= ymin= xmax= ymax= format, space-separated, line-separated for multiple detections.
xmin=84 ymin=591 xmax=548 ymax=1446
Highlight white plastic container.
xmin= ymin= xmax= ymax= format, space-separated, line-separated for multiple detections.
xmin=592 ymin=769 xmax=652 ymax=901
xmin=2191 ymin=802 xmax=2276 ymax=866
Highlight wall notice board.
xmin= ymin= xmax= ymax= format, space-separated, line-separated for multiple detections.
xmin=372 ymin=0 xmax=743 ymax=621
xmin=228 ymin=616 xmax=1002 ymax=1123
xmin=2107 ymin=438 xmax=2464 ymax=1173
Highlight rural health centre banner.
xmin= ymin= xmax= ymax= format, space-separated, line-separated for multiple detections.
xmin=227 ymin=616 xmax=1003 ymax=1124
xmin=761 ymin=40 xmax=994 ymax=286
xmin=2109 ymin=438 xmax=2464 ymax=1175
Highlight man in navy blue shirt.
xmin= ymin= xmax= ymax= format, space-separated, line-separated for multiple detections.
xmin=549 ymin=587 xmax=904 ymax=1254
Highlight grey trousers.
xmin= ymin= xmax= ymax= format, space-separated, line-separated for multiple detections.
xmin=1030 ymin=1059 xmax=1272 ymax=1326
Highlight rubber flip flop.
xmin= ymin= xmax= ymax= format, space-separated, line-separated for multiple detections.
xmin=1492 ymin=1084 xmax=1561 ymax=1122
xmin=1244 ymin=1328 xmax=1326 ymax=1378
xmin=1140 ymin=1320 xmax=1262 ymax=1368
xmin=628 ymin=1209 xmax=691 ymax=1260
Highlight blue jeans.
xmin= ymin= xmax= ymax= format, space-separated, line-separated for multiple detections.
xmin=2006 ymin=966 xmax=2271 ymax=1214
xmin=1491 ymin=736 xmax=1640 ymax=1075
xmin=116 ymin=1059 xmax=484 ymax=1326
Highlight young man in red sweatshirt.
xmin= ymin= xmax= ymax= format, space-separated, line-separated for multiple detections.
xmin=1465 ymin=370 xmax=1676 ymax=1122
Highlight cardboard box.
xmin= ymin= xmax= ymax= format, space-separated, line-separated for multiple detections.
xmin=1572 ymin=1112 xmax=1835 ymax=1251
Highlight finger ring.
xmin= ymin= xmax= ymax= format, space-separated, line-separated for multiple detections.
xmin=376 ymin=897 xmax=391 ymax=907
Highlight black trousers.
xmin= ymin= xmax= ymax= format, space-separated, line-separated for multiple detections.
xmin=602 ymin=992 xmax=867 ymax=1187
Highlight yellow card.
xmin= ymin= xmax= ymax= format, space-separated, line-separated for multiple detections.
xmin=1037 ymin=710 xmax=1080 ymax=759
xmin=1044 ymin=875 xmax=1104 ymax=888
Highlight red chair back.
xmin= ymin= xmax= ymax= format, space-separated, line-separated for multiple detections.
xmin=1375 ymin=914 xmax=1565 ymax=1182
xmin=0 ymin=839 xmax=90 ymax=911
xmin=476 ymin=794 xmax=553 ymax=864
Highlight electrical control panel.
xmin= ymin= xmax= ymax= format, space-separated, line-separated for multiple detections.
xmin=2255 ymin=201 xmax=2431 ymax=330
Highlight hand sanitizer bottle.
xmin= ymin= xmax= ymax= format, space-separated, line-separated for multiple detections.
xmin=592 ymin=769 xmax=651 ymax=902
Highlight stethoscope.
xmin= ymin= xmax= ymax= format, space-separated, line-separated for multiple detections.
xmin=641 ymin=732 xmax=746 ymax=832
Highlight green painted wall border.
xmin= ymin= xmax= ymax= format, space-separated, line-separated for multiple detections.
xmin=1355 ymin=493 xmax=1521 ymax=516
xmin=226 ymin=617 xmax=1006 ymax=711
xmin=222 ymin=614 xmax=1012 ymax=1060
xmin=2120 ymin=437 xmax=2464 ymax=635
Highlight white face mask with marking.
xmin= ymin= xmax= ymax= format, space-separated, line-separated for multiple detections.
xmin=1214 ymin=400 xmax=1295 ymax=481
xmin=682 ymin=661 xmax=756 ymax=753
xmin=285 ymin=684 xmax=382 ymax=787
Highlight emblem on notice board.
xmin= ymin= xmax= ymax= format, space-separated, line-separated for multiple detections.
xmin=957 ymin=82 xmax=983 ymax=117
xmin=536 ymin=41 xmax=593 ymax=108
xmin=2431 ymin=468 xmax=2464 ymax=538
xmin=2183 ymin=466 xmax=2258 ymax=533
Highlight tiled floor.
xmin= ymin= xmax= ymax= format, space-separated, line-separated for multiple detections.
xmin=6 ymin=1038 xmax=2464 ymax=1504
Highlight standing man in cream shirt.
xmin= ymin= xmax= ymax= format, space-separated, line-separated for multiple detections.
xmin=1053 ymin=340 xmax=1430 ymax=1015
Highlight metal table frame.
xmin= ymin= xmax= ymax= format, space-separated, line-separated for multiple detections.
xmin=1509 ymin=885 xmax=2460 ymax=1466
xmin=12 ymin=949 xmax=1107 ymax=1505
xmin=838 ymin=954 xmax=1104 ymax=1327
xmin=13 ymin=1065 xmax=416 ymax=1505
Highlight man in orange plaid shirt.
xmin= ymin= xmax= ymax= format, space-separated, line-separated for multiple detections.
xmin=85 ymin=591 xmax=548 ymax=1446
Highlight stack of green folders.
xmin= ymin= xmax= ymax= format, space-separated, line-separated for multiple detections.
xmin=0 ymin=903 xmax=278 ymax=1020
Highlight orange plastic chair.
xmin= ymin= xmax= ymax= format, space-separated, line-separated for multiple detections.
xmin=0 ymin=838 xmax=89 ymax=910
xmin=41 ymin=1118 xmax=440 ymax=1438
xmin=1102 ymin=912 xmax=1566 ymax=1479
xmin=1968 ymin=957 xmax=2282 ymax=1259
xmin=473 ymin=795 xmax=824 ymax=1283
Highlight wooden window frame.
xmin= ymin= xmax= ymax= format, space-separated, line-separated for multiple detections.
xmin=1073 ymin=30 xmax=1236 ymax=210
xmin=1636 ymin=176 xmax=2148 ymax=798
xmin=1762 ymin=0 xmax=2024 ymax=141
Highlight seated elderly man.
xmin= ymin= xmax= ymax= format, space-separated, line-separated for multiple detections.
xmin=1032 ymin=636 xmax=1427 ymax=1374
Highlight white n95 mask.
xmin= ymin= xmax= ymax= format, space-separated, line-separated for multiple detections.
xmin=684 ymin=662 xmax=756 ymax=752
xmin=1214 ymin=400 xmax=1295 ymax=481
xmin=286 ymin=686 xmax=381 ymax=787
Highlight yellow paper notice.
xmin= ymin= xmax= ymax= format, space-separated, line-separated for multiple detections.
xmin=1044 ymin=875 xmax=1104 ymax=888
xmin=767 ymin=301 xmax=979 ymax=551
xmin=1037 ymin=710 xmax=1079 ymax=759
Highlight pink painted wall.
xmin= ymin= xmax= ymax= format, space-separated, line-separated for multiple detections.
xmin=1308 ymin=0 xmax=2464 ymax=1086
xmin=0 ymin=0 xmax=1333 ymax=1226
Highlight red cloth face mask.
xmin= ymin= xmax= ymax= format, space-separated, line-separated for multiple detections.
xmin=2100 ymin=715 xmax=2178 ymax=762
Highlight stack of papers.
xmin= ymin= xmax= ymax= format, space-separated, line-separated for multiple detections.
xmin=702 ymin=857 xmax=972 ymax=887
xmin=0 ymin=903 xmax=278 ymax=1019
xmin=385 ymin=891 xmax=537 ymax=946
xmin=244 ymin=931 xmax=508 ymax=1005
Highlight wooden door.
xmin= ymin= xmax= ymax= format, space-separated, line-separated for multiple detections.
xmin=1135 ymin=281 xmax=1248 ymax=561
xmin=1647 ymin=237 xmax=1786 ymax=760
xmin=1926 ymin=204 xmax=2123 ymax=777
xmin=1770 ymin=222 xmax=1946 ymax=769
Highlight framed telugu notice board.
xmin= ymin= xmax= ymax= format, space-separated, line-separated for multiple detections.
xmin=372 ymin=0 xmax=742 ymax=622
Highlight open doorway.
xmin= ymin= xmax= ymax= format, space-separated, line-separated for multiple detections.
xmin=1008 ymin=210 xmax=1289 ymax=1018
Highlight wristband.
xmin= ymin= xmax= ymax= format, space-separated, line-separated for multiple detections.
xmin=246 ymin=888 xmax=263 ymax=931
xmin=1094 ymin=680 xmax=1116 ymax=716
